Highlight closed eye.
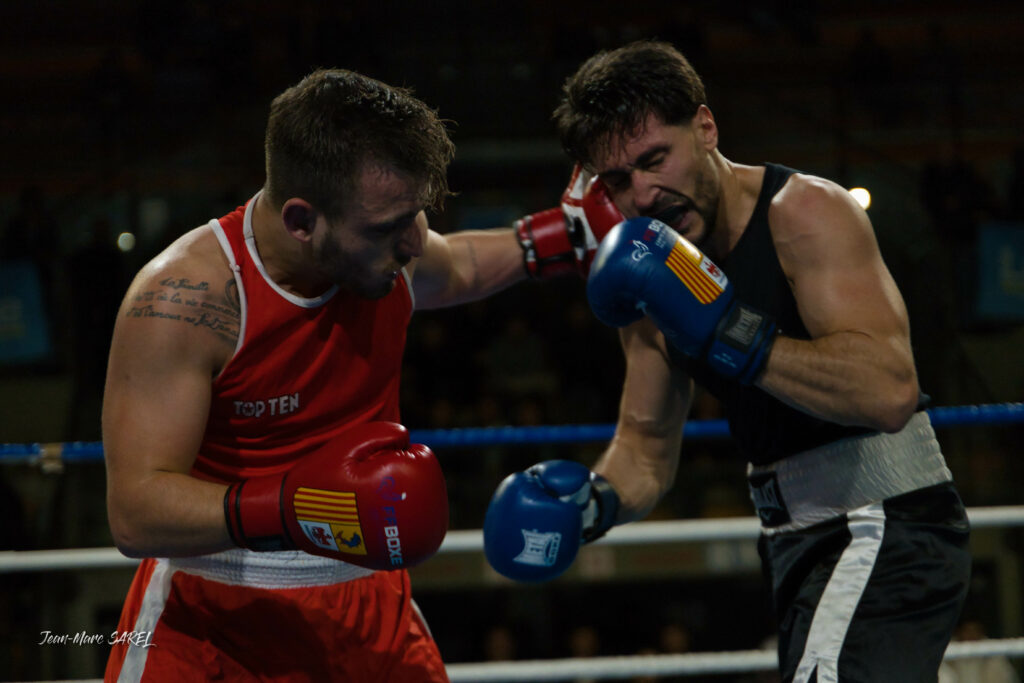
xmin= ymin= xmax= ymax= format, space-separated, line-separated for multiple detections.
xmin=635 ymin=148 xmax=667 ymax=171
xmin=370 ymin=212 xmax=417 ymax=235
xmin=641 ymin=154 xmax=665 ymax=170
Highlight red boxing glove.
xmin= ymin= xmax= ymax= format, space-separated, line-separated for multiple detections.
xmin=515 ymin=164 xmax=624 ymax=279
xmin=224 ymin=422 xmax=448 ymax=570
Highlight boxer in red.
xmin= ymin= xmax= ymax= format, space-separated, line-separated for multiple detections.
xmin=102 ymin=68 xmax=535 ymax=682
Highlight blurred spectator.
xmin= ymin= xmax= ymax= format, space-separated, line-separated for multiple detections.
xmin=659 ymin=622 xmax=692 ymax=655
xmin=655 ymin=622 xmax=695 ymax=683
xmin=483 ymin=624 xmax=518 ymax=662
xmin=480 ymin=314 xmax=557 ymax=402
xmin=920 ymin=141 xmax=998 ymax=245
xmin=417 ymin=317 xmax=478 ymax=409
xmin=666 ymin=390 xmax=746 ymax=520
xmin=568 ymin=624 xmax=602 ymax=683
xmin=629 ymin=646 xmax=659 ymax=683
xmin=939 ymin=619 xmax=1021 ymax=683
xmin=919 ymin=139 xmax=998 ymax=328
xmin=546 ymin=298 xmax=622 ymax=424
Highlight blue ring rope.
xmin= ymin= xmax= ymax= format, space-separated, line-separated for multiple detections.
xmin=1 ymin=402 xmax=1021 ymax=463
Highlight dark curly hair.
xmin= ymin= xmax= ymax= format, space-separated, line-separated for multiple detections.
xmin=554 ymin=41 xmax=707 ymax=168
xmin=264 ymin=69 xmax=454 ymax=220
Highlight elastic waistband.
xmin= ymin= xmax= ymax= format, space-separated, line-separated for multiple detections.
xmin=747 ymin=411 xmax=952 ymax=534
xmin=167 ymin=549 xmax=375 ymax=589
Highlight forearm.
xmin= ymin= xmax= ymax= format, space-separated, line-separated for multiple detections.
xmin=108 ymin=471 xmax=233 ymax=558
xmin=592 ymin=321 xmax=689 ymax=525
xmin=757 ymin=332 xmax=918 ymax=432
xmin=593 ymin=421 xmax=683 ymax=524
xmin=420 ymin=228 xmax=526 ymax=309
xmin=455 ymin=228 xmax=526 ymax=300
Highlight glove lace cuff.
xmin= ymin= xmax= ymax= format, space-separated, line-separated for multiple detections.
xmin=582 ymin=474 xmax=620 ymax=543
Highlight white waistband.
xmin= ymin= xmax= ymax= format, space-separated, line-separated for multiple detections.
xmin=747 ymin=411 xmax=952 ymax=534
xmin=167 ymin=548 xmax=375 ymax=589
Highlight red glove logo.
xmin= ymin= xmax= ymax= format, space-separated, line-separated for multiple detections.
xmin=292 ymin=487 xmax=368 ymax=556
xmin=377 ymin=476 xmax=407 ymax=502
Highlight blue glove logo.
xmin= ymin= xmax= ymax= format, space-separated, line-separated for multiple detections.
xmin=513 ymin=529 xmax=562 ymax=567
xmin=630 ymin=240 xmax=652 ymax=262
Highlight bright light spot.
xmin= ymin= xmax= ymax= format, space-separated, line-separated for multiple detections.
xmin=117 ymin=232 xmax=136 ymax=252
xmin=849 ymin=187 xmax=871 ymax=210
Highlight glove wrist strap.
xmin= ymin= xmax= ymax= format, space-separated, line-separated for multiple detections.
xmin=582 ymin=473 xmax=620 ymax=544
xmin=224 ymin=476 xmax=294 ymax=552
xmin=515 ymin=210 xmax=578 ymax=280
xmin=706 ymin=302 xmax=778 ymax=385
xmin=224 ymin=482 xmax=245 ymax=548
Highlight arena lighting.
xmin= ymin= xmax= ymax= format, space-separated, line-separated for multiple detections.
xmin=849 ymin=187 xmax=872 ymax=210
xmin=116 ymin=232 xmax=136 ymax=252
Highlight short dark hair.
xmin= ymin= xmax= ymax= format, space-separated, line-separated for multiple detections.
xmin=554 ymin=41 xmax=707 ymax=168
xmin=264 ymin=69 xmax=454 ymax=220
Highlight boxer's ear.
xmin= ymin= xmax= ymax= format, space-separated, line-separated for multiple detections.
xmin=281 ymin=199 xmax=317 ymax=243
xmin=694 ymin=104 xmax=718 ymax=151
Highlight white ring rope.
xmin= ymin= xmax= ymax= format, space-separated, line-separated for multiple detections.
xmin=30 ymin=639 xmax=1024 ymax=683
xmin=444 ymin=639 xmax=1024 ymax=681
xmin=10 ymin=506 xmax=1024 ymax=681
xmin=3 ymin=505 xmax=1023 ymax=573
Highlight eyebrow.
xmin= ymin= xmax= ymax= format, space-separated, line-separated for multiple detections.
xmin=369 ymin=210 xmax=419 ymax=231
xmin=598 ymin=144 xmax=671 ymax=181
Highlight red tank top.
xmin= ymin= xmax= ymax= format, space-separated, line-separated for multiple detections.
xmin=193 ymin=196 xmax=412 ymax=483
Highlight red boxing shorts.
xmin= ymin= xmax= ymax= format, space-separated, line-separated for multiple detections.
xmin=105 ymin=549 xmax=448 ymax=682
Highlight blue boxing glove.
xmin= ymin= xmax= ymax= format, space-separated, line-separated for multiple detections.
xmin=483 ymin=460 xmax=620 ymax=583
xmin=587 ymin=217 xmax=777 ymax=385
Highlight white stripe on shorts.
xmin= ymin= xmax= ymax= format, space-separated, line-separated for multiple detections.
xmin=118 ymin=559 xmax=174 ymax=683
xmin=793 ymin=502 xmax=886 ymax=683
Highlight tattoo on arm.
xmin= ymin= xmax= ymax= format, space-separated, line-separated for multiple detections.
xmin=125 ymin=277 xmax=241 ymax=346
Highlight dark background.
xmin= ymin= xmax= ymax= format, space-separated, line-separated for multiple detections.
xmin=2 ymin=1 xmax=1024 ymax=679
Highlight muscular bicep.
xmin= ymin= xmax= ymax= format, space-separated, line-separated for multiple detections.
xmin=761 ymin=176 xmax=918 ymax=430
xmin=103 ymin=272 xmax=231 ymax=486
xmin=101 ymin=253 xmax=246 ymax=550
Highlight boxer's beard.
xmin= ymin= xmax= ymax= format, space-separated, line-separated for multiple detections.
xmin=649 ymin=169 xmax=719 ymax=252
xmin=316 ymin=235 xmax=395 ymax=300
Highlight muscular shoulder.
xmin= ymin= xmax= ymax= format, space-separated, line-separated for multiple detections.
xmin=768 ymin=173 xmax=866 ymax=244
xmin=136 ymin=225 xmax=225 ymax=280
xmin=117 ymin=225 xmax=241 ymax=373
xmin=765 ymin=170 xmax=887 ymax=303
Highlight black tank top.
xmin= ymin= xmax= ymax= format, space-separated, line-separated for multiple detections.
xmin=668 ymin=163 xmax=871 ymax=465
